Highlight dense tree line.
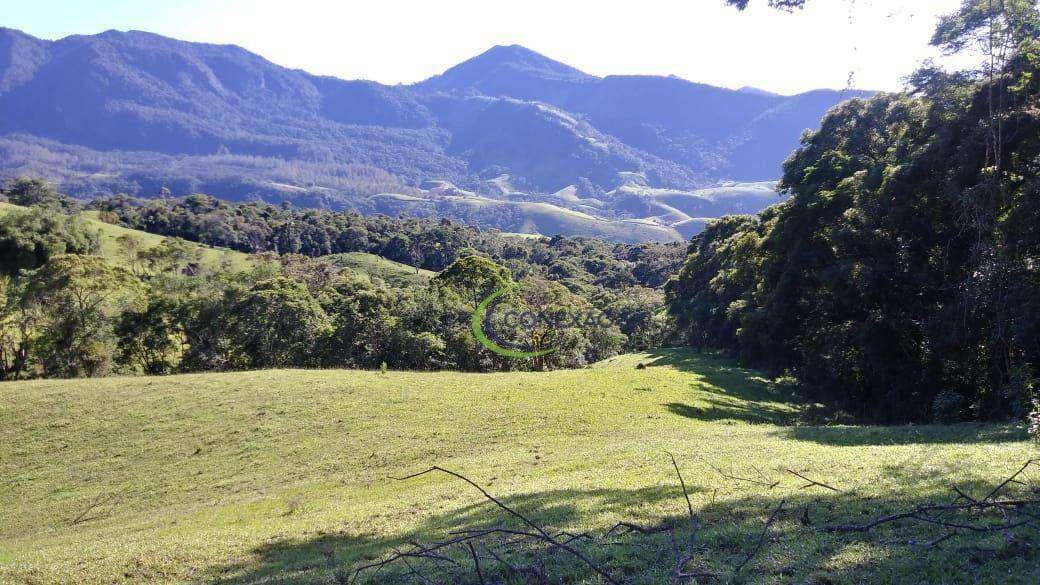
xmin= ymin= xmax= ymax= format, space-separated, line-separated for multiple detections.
xmin=91 ymin=192 xmax=684 ymax=283
xmin=90 ymin=191 xmax=684 ymax=343
xmin=668 ymin=1 xmax=1040 ymax=425
xmin=0 ymin=180 xmax=682 ymax=380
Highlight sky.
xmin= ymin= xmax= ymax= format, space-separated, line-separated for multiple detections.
xmin=1 ymin=0 xmax=975 ymax=95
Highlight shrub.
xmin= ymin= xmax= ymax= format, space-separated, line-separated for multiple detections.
xmin=773 ymin=373 xmax=802 ymax=395
xmin=932 ymin=390 xmax=967 ymax=423
xmin=1003 ymin=365 xmax=1037 ymax=419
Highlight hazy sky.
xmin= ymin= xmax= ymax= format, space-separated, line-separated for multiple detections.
xmin=2 ymin=0 xmax=973 ymax=95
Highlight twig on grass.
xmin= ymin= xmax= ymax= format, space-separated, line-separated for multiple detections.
xmin=982 ymin=459 xmax=1037 ymax=502
xmin=387 ymin=466 xmax=619 ymax=584
xmin=733 ymin=499 xmax=786 ymax=576
xmin=786 ymin=469 xmax=841 ymax=492
xmin=466 ymin=542 xmax=485 ymax=585
xmin=71 ymin=492 xmax=122 ymax=525
xmin=824 ymin=461 xmax=1040 ymax=546
xmin=705 ymin=461 xmax=780 ymax=489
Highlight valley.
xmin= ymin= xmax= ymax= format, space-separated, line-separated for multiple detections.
xmin=0 ymin=29 xmax=861 ymax=240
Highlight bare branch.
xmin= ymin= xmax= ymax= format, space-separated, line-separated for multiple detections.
xmin=733 ymin=499 xmax=786 ymax=575
xmin=389 ymin=466 xmax=618 ymax=584
xmin=982 ymin=459 xmax=1037 ymax=502
xmin=466 ymin=542 xmax=485 ymax=585
xmin=706 ymin=461 xmax=780 ymax=488
xmin=71 ymin=492 xmax=122 ymax=526
xmin=786 ymin=469 xmax=841 ymax=492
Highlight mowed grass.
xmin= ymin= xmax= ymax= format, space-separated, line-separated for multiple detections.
xmin=0 ymin=350 xmax=1036 ymax=584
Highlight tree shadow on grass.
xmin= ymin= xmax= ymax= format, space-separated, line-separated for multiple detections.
xmin=208 ymin=484 xmax=682 ymax=585
xmin=640 ymin=348 xmax=803 ymax=425
xmin=663 ymin=400 xmax=794 ymax=425
xmin=206 ymin=460 xmax=1040 ymax=584
xmin=643 ymin=350 xmax=1031 ymax=445
xmin=777 ymin=423 xmax=1030 ymax=446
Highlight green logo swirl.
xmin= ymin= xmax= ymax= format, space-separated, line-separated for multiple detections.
xmin=471 ymin=285 xmax=556 ymax=358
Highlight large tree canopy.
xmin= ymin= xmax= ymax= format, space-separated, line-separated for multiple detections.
xmin=725 ymin=0 xmax=806 ymax=10
xmin=667 ymin=19 xmax=1040 ymax=423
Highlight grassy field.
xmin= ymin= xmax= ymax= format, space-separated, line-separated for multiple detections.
xmin=0 ymin=350 xmax=1036 ymax=584
xmin=0 ymin=202 xmax=254 ymax=272
xmin=325 ymin=252 xmax=436 ymax=286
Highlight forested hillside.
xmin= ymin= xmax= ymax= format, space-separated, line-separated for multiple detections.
xmin=668 ymin=0 xmax=1040 ymax=427
xmin=0 ymin=179 xmax=683 ymax=380
xmin=2 ymin=3 xmax=1040 ymax=583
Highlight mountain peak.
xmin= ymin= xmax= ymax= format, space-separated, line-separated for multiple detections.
xmin=738 ymin=86 xmax=782 ymax=97
xmin=463 ymin=44 xmax=589 ymax=77
xmin=417 ymin=44 xmax=593 ymax=94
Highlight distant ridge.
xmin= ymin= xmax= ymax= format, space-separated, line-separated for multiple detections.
xmin=0 ymin=28 xmax=871 ymax=241
xmin=738 ymin=86 xmax=782 ymax=97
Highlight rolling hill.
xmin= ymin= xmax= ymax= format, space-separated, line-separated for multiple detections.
xmin=0 ymin=202 xmax=434 ymax=282
xmin=326 ymin=251 xmax=436 ymax=287
xmin=0 ymin=201 xmax=254 ymax=271
xmin=0 ymin=28 xmax=869 ymax=241
xmin=0 ymin=350 xmax=1034 ymax=583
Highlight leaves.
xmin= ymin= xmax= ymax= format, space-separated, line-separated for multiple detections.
xmin=667 ymin=24 xmax=1040 ymax=423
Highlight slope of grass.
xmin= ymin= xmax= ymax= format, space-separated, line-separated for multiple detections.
xmin=0 ymin=350 xmax=1036 ymax=584
xmin=368 ymin=195 xmax=684 ymax=243
xmin=0 ymin=202 xmax=254 ymax=272
xmin=325 ymin=252 xmax=435 ymax=286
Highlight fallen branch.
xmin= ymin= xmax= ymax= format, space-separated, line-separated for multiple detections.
xmin=786 ymin=469 xmax=840 ymax=492
xmin=825 ymin=461 xmax=1040 ymax=542
xmin=71 ymin=492 xmax=122 ymax=525
xmin=733 ymin=499 xmax=786 ymax=575
xmin=982 ymin=459 xmax=1037 ymax=502
xmin=668 ymin=452 xmax=713 ymax=582
xmin=705 ymin=461 xmax=780 ymax=489
xmin=605 ymin=521 xmax=673 ymax=537
xmin=387 ymin=466 xmax=618 ymax=584
xmin=466 ymin=542 xmax=485 ymax=585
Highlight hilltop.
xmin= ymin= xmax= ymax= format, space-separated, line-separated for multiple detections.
xmin=0 ymin=201 xmax=427 ymax=283
xmin=0 ymin=201 xmax=252 ymax=271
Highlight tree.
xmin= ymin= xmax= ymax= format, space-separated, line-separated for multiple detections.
xmin=507 ymin=279 xmax=624 ymax=370
xmin=1031 ymin=399 xmax=1040 ymax=443
xmin=116 ymin=290 xmax=187 ymax=375
xmin=0 ymin=208 xmax=100 ymax=275
xmin=27 ymin=255 xmax=144 ymax=377
xmin=224 ymin=277 xmax=333 ymax=369
xmin=0 ymin=276 xmax=33 ymax=380
xmin=932 ymin=0 xmax=1039 ymax=56
xmin=392 ymin=331 xmax=447 ymax=370
xmin=116 ymin=234 xmax=148 ymax=276
xmin=932 ymin=0 xmax=1040 ymax=170
xmin=138 ymin=238 xmax=203 ymax=275
xmin=3 ymin=178 xmax=67 ymax=210
xmin=434 ymin=256 xmax=513 ymax=309
xmin=324 ymin=274 xmax=398 ymax=368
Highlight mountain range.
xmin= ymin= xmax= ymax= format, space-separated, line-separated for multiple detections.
xmin=0 ymin=28 xmax=872 ymax=241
